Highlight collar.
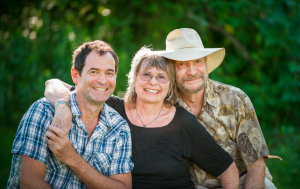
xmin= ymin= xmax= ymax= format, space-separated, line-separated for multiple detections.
xmin=205 ymin=79 xmax=218 ymax=108
xmin=68 ymin=91 xmax=112 ymax=128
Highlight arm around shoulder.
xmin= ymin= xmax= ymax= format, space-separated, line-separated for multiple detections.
xmin=45 ymin=79 xmax=72 ymax=105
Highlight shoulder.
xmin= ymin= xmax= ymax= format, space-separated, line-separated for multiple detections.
xmin=106 ymin=95 xmax=124 ymax=110
xmin=174 ymin=106 xmax=202 ymax=128
xmin=16 ymin=98 xmax=54 ymax=138
xmin=23 ymin=97 xmax=54 ymax=121
xmin=175 ymin=106 xmax=196 ymax=120
xmin=104 ymin=104 xmax=130 ymax=133
xmin=208 ymin=79 xmax=251 ymax=102
xmin=12 ymin=98 xmax=53 ymax=159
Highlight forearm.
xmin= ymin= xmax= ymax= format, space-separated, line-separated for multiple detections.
xmin=20 ymin=155 xmax=52 ymax=189
xmin=44 ymin=79 xmax=73 ymax=134
xmin=52 ymin=104 xmax=73 ymax=134
xmin=20 ymin=178 xmax=52 ymax=189
xmin=220 ymin=162 xmax=239 ymax=189
xmin=244 ymin=158 xmax=266 ymax=189
xmin=67 ymin=154 xmax=129 ymax=189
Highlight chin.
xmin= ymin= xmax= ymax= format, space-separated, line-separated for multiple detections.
xmin=91 ymin=95 xmax=110 ymax=103
xmin=139 ymin=96 xmax=162 ymax=104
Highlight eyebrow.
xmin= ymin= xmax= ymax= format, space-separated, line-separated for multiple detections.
xmin=88 ymin=67 xmax=115 ymax=72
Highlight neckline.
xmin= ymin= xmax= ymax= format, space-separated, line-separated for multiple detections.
xmin=122 ymin=102 xmax=178 ymax=129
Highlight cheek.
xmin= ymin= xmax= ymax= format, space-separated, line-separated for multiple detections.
xmin=198 ymin=66 xmax=207 ymax=74
xmin=108 ymin=77 xmax=117 ymax=88
xmin=163 ymin=84 xmax=171 ymax=95
xmin=175 ymin=74 xmax=183 ymax=83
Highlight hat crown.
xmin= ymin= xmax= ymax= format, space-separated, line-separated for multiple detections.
xmin=166 ymin=28 xmax=204 ymax=51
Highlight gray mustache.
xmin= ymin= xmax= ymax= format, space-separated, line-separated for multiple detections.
xmin=181 ymin=74 xmax=204 ymax=82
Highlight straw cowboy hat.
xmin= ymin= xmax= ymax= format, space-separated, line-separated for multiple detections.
xmin=155 ymin=28 xmax=225 ymax=73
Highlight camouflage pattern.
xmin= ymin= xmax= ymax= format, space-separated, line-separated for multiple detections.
xmin=177 ymin=79 xmax=269 ymax=188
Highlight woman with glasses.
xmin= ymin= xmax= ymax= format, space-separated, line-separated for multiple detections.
xmin=45 ymin=47 xmax=237 ymax=189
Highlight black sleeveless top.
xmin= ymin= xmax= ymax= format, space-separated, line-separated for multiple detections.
xmin=106 ymin=96 xmax=233 ymax=189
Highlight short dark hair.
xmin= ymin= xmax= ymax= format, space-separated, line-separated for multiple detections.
xmin=72 ymin=40 xmax=119 ymax=75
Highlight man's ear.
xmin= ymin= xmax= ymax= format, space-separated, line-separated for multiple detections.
xmin=71 ymin=68 xmax=80 ymax=84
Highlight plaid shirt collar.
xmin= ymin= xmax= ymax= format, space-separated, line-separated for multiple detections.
xmin=69 ymin=91 xmax=112 ymax=128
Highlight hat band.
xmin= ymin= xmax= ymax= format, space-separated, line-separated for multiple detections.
xmin=168 ymin=46 xmax=200 ymax=50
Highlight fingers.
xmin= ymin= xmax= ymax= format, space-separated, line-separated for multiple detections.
xmin=47 ymin=138 xmax=56 ymax=150
xmin=45 ymin=130 xmax=59 ymax=141
xmin=48 ymin=125 xmax=66 ymax=138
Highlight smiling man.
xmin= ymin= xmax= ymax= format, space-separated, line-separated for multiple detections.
xmin=156 ymin=28 xmax=277 ymax=189
xmin=7 ymin=41 xmax=134 ymax=189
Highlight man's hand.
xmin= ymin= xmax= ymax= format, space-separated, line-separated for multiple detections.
xmin=46 ymin=126 xmax=132 ymax=189
xmin=244 ymin=157 xmax=266 ymax=189
xmin=45 ymin=79 xmax=72 ymax=105
xmin=217 ymin=161 xmax=239 ymax=189
xmin=46 ymin=126 xmax=77 ymax=165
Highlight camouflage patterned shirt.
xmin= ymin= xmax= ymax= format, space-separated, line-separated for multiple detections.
xmin=177 ymin=79 xmax=269 ymax=188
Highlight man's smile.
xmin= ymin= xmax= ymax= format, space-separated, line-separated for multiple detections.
xmin=93 ymin=87 xmax=108 ymax=91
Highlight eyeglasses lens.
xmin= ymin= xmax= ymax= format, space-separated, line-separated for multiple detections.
xmin=139 ymin=73 xmax=169 ymax=84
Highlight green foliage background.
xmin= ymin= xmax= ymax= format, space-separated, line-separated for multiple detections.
xmin=1 ymin=0 xmax=299 ymax=188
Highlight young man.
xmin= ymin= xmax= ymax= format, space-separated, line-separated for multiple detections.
xmin=156 ymin=28 xmax=276 ymax=189
xmin=7 ymin=40 xmax=133 ymax=189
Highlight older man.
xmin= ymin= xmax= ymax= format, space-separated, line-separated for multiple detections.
xmin=155 ymin=28 xmax=276 ymax=189
xmin=7 ymin=40 xmax=133 ymax=189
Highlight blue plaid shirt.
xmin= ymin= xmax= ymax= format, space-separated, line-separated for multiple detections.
xmin=7 ymin=91 xmax=134 ymax=189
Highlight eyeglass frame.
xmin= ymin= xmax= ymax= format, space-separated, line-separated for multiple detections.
xmin=137 ymin=72 xmax=170 ymax=84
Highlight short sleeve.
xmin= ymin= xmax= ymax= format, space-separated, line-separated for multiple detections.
xmin=107 ymin=125 xmax=134 ymax=176
xmin=11 ymin=100 xmax=53 ymax=164
xmin=186 ymin=113 xmax=233 ymax=177
xmin=70 ymin=85 xmax=76 ymax=91
xmin=236 ymin=90 xmax=269 ymax=167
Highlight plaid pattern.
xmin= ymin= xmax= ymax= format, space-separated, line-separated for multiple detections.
xmin=7 ymin=91 xmax=134 ymax=189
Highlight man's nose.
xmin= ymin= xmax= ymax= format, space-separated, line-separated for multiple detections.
xmin=149 ymin=76 xmax=159 ymax=85
xmin=186 ymin=63 xmax=196 ymax=75
xmin=97 ymin=73 xmax=107 ymax=84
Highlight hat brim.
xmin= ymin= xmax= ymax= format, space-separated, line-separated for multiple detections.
xmin=153 ymin=48 xmax=225 ymax=73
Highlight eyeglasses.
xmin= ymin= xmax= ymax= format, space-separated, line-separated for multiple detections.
xmin=137 ymin=72 xmax=169 ymax=84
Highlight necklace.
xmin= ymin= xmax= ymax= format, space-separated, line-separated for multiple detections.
xmin=136 ymin=105 xmax=163 ymax=128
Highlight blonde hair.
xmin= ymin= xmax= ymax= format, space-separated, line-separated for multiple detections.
xmin=124 ymin=47 xmax=177 ymax=108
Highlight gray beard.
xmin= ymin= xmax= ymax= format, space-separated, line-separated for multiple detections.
xmin=177 ymin=74 xmax=207 ymax=94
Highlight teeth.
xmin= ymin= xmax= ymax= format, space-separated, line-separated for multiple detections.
xmin=145 ymin=89 xmax=159 ymax=93
xmin=94 ymin=87 xmax=107 ymax=91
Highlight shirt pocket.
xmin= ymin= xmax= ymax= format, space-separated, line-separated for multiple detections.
xmin=93 ymin=152 xmax=112 ymax=176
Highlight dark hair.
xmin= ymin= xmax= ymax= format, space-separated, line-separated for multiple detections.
xmin=72 ymin=40 xmax=119 ymax=75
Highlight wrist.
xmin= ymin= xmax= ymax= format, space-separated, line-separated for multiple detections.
xmin=65 ymin=152 xmax=81 ymax=168
xmin=54 ymin=99 xmax=69 ymax=109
